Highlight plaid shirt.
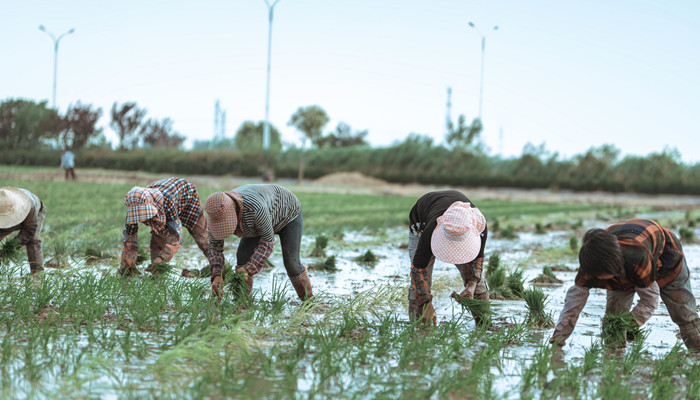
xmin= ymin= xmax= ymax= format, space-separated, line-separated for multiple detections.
xmin=125 ymin=178 xmax=202 ymax=235
xmin=575 ymin=218 xmax=684 ymax=290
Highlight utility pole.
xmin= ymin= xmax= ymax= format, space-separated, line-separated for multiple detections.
xmin=263 ymin=0 xmax=282 ymax=151
xmin=468 ymin=22 xmax=498 ymax=120
xmin=445 ymin=87 xmax=453 ymax=133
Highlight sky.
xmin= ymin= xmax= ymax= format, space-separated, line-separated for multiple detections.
xmin=2 ymin=0 xmax=700 ymax=162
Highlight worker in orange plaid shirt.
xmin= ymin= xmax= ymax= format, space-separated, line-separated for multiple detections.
xmin=120 ymin=177 xmax=208 ymax=275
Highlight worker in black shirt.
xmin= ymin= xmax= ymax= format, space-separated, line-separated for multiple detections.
xmin=408 ymin=190 xmax=488 ymax=325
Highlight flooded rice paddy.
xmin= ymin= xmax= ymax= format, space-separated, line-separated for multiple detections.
xmin=2 ymin=209 xmax=700 ymax=399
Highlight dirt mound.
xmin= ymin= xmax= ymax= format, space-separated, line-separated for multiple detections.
xmin=313 ymin=172 xmax=389 ymax=187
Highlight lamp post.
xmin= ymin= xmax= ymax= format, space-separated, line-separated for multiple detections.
xmin=262 ymin=0 xmax=282 ymax=151
xmin=468 ymin=22 xmax=497 ymax=120
xmin=39 ymin=25 xmax=75 ymax=109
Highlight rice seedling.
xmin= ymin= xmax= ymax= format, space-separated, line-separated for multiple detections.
xmin=485 ymin=252 xmax=501 ymax=277
xmin=450 ymin=292 xmax=491 ymax=328
xmin=147 ymin=262 xmax=173 ymax=274
xmin=530 ymin=265 xmax=563 ymax=284
xmin=499 ymin=225 xmax=516 ymax=239
xmin=569 ymin=236 xmax=579 ymax=253
xmin=311 ymin=255 xmax=338 ymax=271
xmin=506 ymin=267 xmax=525 ymax=297
xmin=680 ymin=226 xmax=696 ymax=243
xmin=355 ymin=249 xmax=378 ymax=264
xmin=522 ymin=287 xmax=554 ymax=328
xmin=535 ymin=222 xmax=546 ymax=234
xmin=0 ymin=238 xmax=22 ymax=266
xmin=135 ymin=247 xmax=149 ymax=264
xmin=486 ymin=265 xmax=518 ymax=300
xmin=227 ymin=269 xmax=250 ymax=301
xmin=601 ymin=312 xmax=642 ymax=348
xmin=309 ymin=234 xmax=329 ymax=257
xmin=571 ymin=218 xmax=583 ymax=229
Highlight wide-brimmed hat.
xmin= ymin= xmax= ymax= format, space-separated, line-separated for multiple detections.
xmin=124 ymin=187 xmax=161 ymax=225
xmin=205 ymin=192 xmax=238 ymax=240
xmin=0 ymin=187 xmax=32 ymax=229
xmin=431 ymin=201 xmax=486 ymax=264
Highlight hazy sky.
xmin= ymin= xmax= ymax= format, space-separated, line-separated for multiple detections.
xmin=2 ymin=0 xmax=700 ymax=162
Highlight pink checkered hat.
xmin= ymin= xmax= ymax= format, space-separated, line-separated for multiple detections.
xmin=205 ymin=192 xmax=238 ymax=240
xmin=430 ymin=201 xmax=486 ymax=264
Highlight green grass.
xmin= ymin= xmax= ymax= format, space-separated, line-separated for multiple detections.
xmin=0 ymin=166 xmax=694 ymax=399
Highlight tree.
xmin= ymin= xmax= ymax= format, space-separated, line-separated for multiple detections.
xmin=234 ymin=121 xmax=282 ymax=151
xmin=445 ymin=115 xmax=483 ymax=151
xmin=288 ymin=105 xmax=330 ymax=184
xmin=110 ymin=102 xmax=146 ymax=150
xmin=288 ymin=105 xmax=330 ymax=148
xmin=62 ymin=102 xmax=102 ymax=150
xmin=141 ymin=118 xmax=186 ymax=149
xmin=317 ymin=122 xmax=368 ymax=148
xmin=0 ymin=99 xmax=62 ymax=150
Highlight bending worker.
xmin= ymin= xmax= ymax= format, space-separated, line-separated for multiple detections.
xmin=205 ymin=184 xmax=313 ymax=301
xmin=120 ymin=177 xmax=208 ymax=275
xmin=0 ymin=187 xmax=46 ymax=274
xmin=550 ymin=218 xmax=700 ymax=351
xmin=408 ymin=190 xmax=488 ymax=325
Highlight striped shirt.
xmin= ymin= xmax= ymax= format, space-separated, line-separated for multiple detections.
xmin=125 ymin=178 xmax=202 ymax=235
xmin=235 ymin=184 xmax=301 ymax=241
xmin=575 ymin=218 xmax=684 ymax=290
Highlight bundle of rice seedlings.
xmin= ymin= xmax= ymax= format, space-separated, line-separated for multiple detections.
xmin=451 ymin=292 xmax=491 ymax=328
xmin=227 ymin=269 xmax=250 ymax=301
xmin=355 ymin=250 xmax=378 ymax=264
xmin=136 ymin=247 xmax=149 ymax=264
xmin=601 ymin=312 xmax=642 ymax=347
xmin=0 ymin=238 xmax=22 ymax=265
xmin=487 ymin=266 xmax=517 ymax=300
xmin=148 ymin=262 xmax=173 ymax=275
xmin=485 ymin=252 xmax=501 ymax=277
xmin=506 ymin=268 xmax=525 ymax=297
xmin=312 ymin=255 xmax=337 ymax=271
xmin=309 ymin=235 xmax=329 ymax=257
xmin=193 ymin=263 xmax=233 ymax=279
xmin=569 ymin=236 xmax=579 ymax=253
xmin=530 ymin=266 xmax=563 ymax=284
xmin=522 ymin=287 xmax=554 ymax=328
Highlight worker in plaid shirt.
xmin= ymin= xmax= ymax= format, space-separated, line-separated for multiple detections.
xmin=551 ymin=218 xmax=700 ymax=351
xmin=120 ymin=177 xmax=208 ymax=275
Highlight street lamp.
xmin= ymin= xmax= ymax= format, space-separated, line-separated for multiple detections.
xmin=262 ymin=0 xmax=282 ymax=151
xmin=468 ymin=22 xmax=498 ymax=120
xmin=39 ymin=25 xmax=75 ymax=109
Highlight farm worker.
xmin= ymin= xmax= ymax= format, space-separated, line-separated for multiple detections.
xmin=0 ymin=187 xmax=46 ymax=274
xmin=205 ymin=184 xmax=313 ymax=301
xmin=120 ymin=177 xmax=208 ymax=276
xmin=408 ymin=190 xmax=488 ymax=325
xmin=550 ymin=218 xmax=700 ymax=351
xmin=60 ymin=149 xmax=76 ymax=180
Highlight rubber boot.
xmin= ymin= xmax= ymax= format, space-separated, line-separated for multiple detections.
xmin=679 ymin=319 xmax=700 ymax=352
xmin=289 ymin=269 xmax=313 ymax=301
xmin=26 ymin=241 xmax=44 ymax=274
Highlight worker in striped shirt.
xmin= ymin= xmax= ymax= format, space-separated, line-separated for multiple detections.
xmin=551 ymin=218 xmax=700 ymax=351
xmin=204 ymin=184 xmax=313 ymax=301
xmin=120 ymin=177 xmax=208 ymax=275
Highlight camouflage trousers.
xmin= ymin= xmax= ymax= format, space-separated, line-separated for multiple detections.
xmin=149 ymin=213 xmax=209 ymax=262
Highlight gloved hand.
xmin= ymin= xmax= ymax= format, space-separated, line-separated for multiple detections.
xmin=458 ymin=281 xmax=478 ymax=299
xmin=420 ymin=302 xmax=437 ymax=326
xmin=212 ymin=275 xmax=224 ymax=298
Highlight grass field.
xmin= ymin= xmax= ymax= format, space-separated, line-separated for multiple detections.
xmin=1 ymin=170 xmax=699 ymax=399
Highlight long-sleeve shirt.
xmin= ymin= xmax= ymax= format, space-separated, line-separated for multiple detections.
xmin=409 ymin=190 xmax=488 ymax=273
xmin=551 ymin=218 xmax=681 ymax=345
xmin=124 ymin=178 xmax=202 ymax=237
xmin=208 ymin=184 xmax=301 ymax=277
xmin=60 ymin=151 xmax=75 ymax=169
xmin=0 ymin=189 xmax=44 ymax=245
xmin=408 ymin=190 xmax=488 ymax=305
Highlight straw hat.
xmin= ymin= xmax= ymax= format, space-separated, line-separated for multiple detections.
xmin=205 ymin=192 xmax=238 ymax=240
xmin=0 ymin=187 xmax=32 ymax=229
xmin=430 ymin=201 xmax=486 ymax=264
